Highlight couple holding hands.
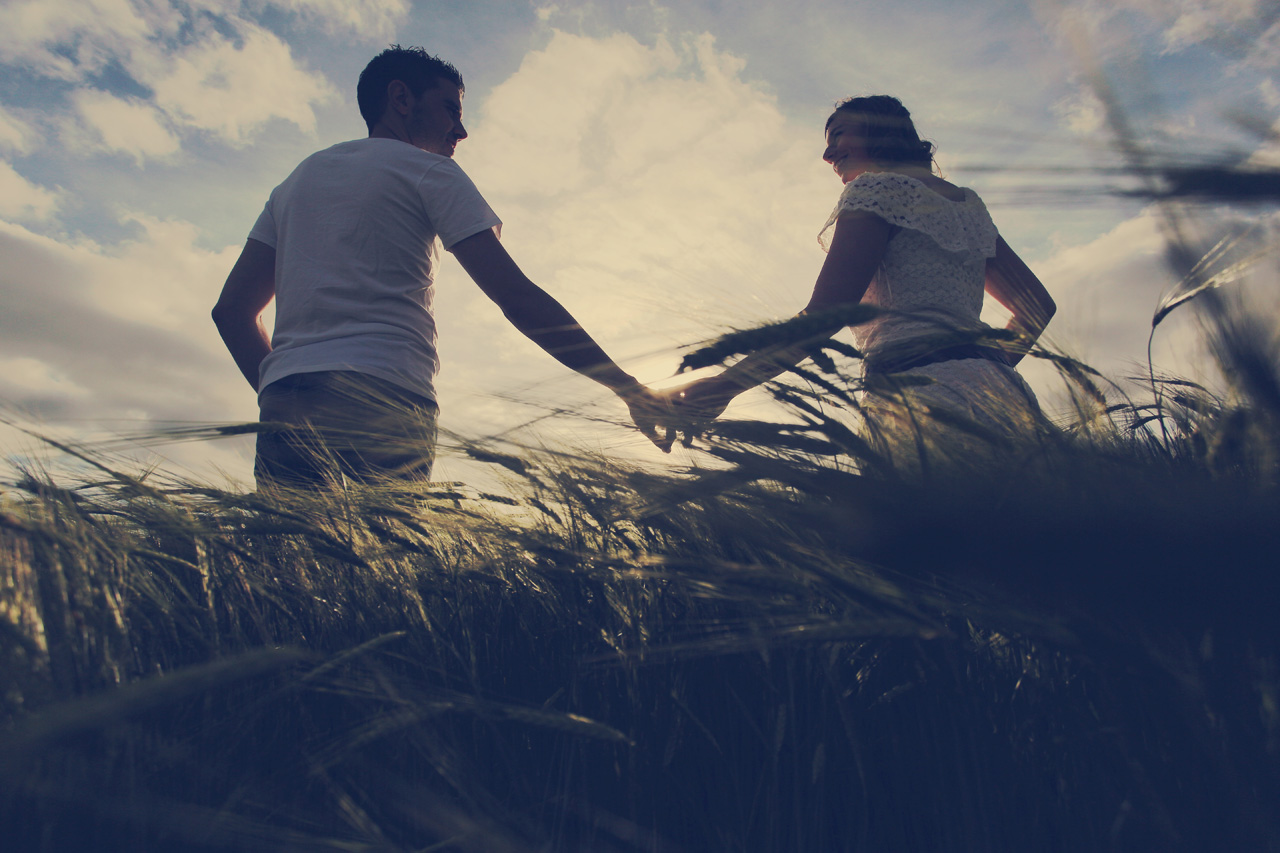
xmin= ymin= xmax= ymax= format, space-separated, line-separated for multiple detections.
xmin=214 ymin=47 xmax=1055 ymax=489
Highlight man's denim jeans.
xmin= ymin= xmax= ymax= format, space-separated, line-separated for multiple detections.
xmin=255 ymin=371 xmax=438 ymax=489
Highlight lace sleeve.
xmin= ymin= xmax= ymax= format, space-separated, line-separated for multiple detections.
xmin=817 ymin=172 xmax=998 ymax=257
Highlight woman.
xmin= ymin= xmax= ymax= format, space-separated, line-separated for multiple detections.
xmin=663 ymin=95 xmax=1056 ymax=463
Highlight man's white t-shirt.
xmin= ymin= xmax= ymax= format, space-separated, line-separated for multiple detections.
xmin=249 ymin=137 xmax=502 ymax=403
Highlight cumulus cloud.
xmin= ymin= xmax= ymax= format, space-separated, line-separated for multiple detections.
xmin=0 ymin=357 xmax=91 ymax=400
xmin=1046 ymin=0 xmax=1280 ymax=71
xmin=464 ymin=29 xmax=829 ymax=315
xmin=139 ymin=23 xmax=336 ymax=145
xmin=1053 ymin=88 xmax=1106 ymax=135
xmin=0 ymin=0 xmax=402 ymax=81
xmin=0 ymin=105 xmax=34 ymax=154
xmin=273 ymin=0 xmax=409 ymax=38
xmin=0 ymin=162 xmax=60 ymax=221
xmin=1157 ymin=0 xmax=1272 ymax=51
xmin=72 ymin=90 xmax=181 ymax=163
xmin=0 ymin=217 xmax=247 ymax=426
xmin=0 ymin=215 xmax=264 ymax=481
xmin=1149 ymin=2 xmax=1280 ymax=82
xmin=2 ymin=20 xmax=1271 ymax=479
xmin=448 ymin=29 xmax=834 ymax=415
xmin=1017 ymin=204 xmax=1280 ymax=412
xmin=0 ymin=0 xmax=157 ymax=81
xmin=0 ymin=1 xmax=340 ymax=159
xmin=1260 ymin=78 xmax=1280 ymax=109
xmin=332 ymin=28 xmax=836 ymax=451
xmin=424 ymin=28 xmax=1274 ymax=447
xmin=1033 ymin=211 xmax=1168 ymax=354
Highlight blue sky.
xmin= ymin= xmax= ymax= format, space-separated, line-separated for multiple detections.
xmin=1 ymin=0 xmax=1277 ymax=483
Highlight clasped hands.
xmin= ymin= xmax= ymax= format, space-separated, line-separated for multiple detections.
xmin=618 ymin=375 xmax=735 ymax=452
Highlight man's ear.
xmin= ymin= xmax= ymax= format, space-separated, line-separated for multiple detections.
xmin=386 ymin=79 xmax=413 ymax=116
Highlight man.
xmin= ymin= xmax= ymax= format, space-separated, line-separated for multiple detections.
xmin=213 ymin=46 xmax=661 ymax=488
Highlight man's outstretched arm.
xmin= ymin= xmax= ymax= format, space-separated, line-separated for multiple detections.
xmin=449 ymin=229 xmax=663 ymax=441
xmin=213 ymin=238 xmax=276 ymax=391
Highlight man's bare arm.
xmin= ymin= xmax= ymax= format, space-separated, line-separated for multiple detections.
xmin=449 ymin=229 xmax=666 ymax=444
xmin=449 ymin=229 xmax=640 ymax=392
xmin=213 ymin=238 xmax=276 ymax=391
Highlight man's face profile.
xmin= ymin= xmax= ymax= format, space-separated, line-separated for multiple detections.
xmin=405 ymin=80 xmax=467 ymax=158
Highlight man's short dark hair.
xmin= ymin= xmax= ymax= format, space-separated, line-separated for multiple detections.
xmin=357 ymin=46 xmax=464 ymax=133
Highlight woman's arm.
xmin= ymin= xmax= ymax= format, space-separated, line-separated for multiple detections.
xmin=983 ymin=236 xmax=1055 ymax=366
xmin=669 ymin=211 xmax=892 ymax=421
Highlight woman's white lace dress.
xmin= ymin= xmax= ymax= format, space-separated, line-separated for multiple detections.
xmin=818 ymin=172 xmax=1040 ymax=453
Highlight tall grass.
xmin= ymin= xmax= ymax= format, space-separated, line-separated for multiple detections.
xmin=5 ymin=62 xmax=1280 ymax=847
xmin=1 ymin=282 xmax=1279 ymax=851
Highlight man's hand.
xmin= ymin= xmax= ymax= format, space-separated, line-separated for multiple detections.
xmin=656 ymin=375 xmax=735 ymax=448
xmin=616 ymin=384 xmax=675 ymax=452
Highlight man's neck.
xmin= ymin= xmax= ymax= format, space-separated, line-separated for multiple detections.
xmin=369 ymin=122 xmax=412 ymax=146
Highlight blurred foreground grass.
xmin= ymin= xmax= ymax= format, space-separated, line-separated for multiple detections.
xmin=2 ymin=283 xmax=1278 ymax=852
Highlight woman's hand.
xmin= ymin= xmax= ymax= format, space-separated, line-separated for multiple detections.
xmin=658 ymin=375 xmax=736 ymax=448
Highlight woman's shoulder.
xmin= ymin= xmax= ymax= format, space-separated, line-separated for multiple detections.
xmin=841 ymin=170 xmax=919 ymax=196
xmin=835 ymin=171 xmax=965 ymax=221
xmin=829 ymin=171 xmax=997 ymax=255
xmin=842 ymin=170 xmax=977 ymax=204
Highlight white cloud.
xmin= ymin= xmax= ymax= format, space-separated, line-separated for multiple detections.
xmin=0 ymin=217 xmax=246 ymax=424
xmin=459 ymin=31 xmax=830 ymax=346
xmin=140 ymin=23 xmax=336 ymax=145
xmin=0 ymin=215 xmax=261 ymax=482
xmin=0 ymin=105 xmax=35 ymax=154
xmin=1242 ymin=19 xmax=1280 ymax=73
xmin=0 ymin=0 xmax=399 ymax=82
xmin=1260 ymin=78 xmax=1280 ymax=109
xmin=0 ymin=0 xmax=157 ymax=81
xmin=1250 ymin=81 xmax=1280 ymax=167
xmin=1053 ymin=88 xmax=1106 ymax=135
xmin=1018 ymin=205 xmax=1280 ymax=411
xmin=1245 ymin=139 xmax=1280 ymax=169
xmin=272 ymin=0 xmax=409 ymax=38
xmin=3 ymin=18 xmax=1270 ymax=478
xmin=1034 ymin=211 xmax=1167 ymax=349
xmin=433 ymin=30 xmax=841 ymax=442
xmin=85 ymin=214 xmax=241 ymax=329
xmin=1036 ymin=3 xmax=1131 ymax=66
xmin=72 ymin=90 xmax=181 ymax=163
xmin=1048 ymin=0 xmax=1280 ymax=69
xmin=437 ymin=27 xmax=1264 ymax=446
xmin=0 ymin=357 xmax=91 ymax=399
xmin=1158 ymin=0 xmax=1266 ymax=51
xmin=468 ymin=31 xmax=679 ymax=196
xmin=0 ymin=162 xmax=60 ymax=221
xmin=0 ymin=2 xmax=339 ymax=156
xmin=1162 ymin=9 xmax=1219 ymax=51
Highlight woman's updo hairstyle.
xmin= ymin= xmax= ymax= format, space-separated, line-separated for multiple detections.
xmin=825 ymin=95 xmax=935 ymax=170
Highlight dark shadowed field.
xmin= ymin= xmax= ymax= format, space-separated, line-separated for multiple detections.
xmin=2 ymin=262 xmax=1279 ymax=851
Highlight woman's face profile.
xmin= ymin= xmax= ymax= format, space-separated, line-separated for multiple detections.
xmin=822 ymin=113 xmax=871 ymax=184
